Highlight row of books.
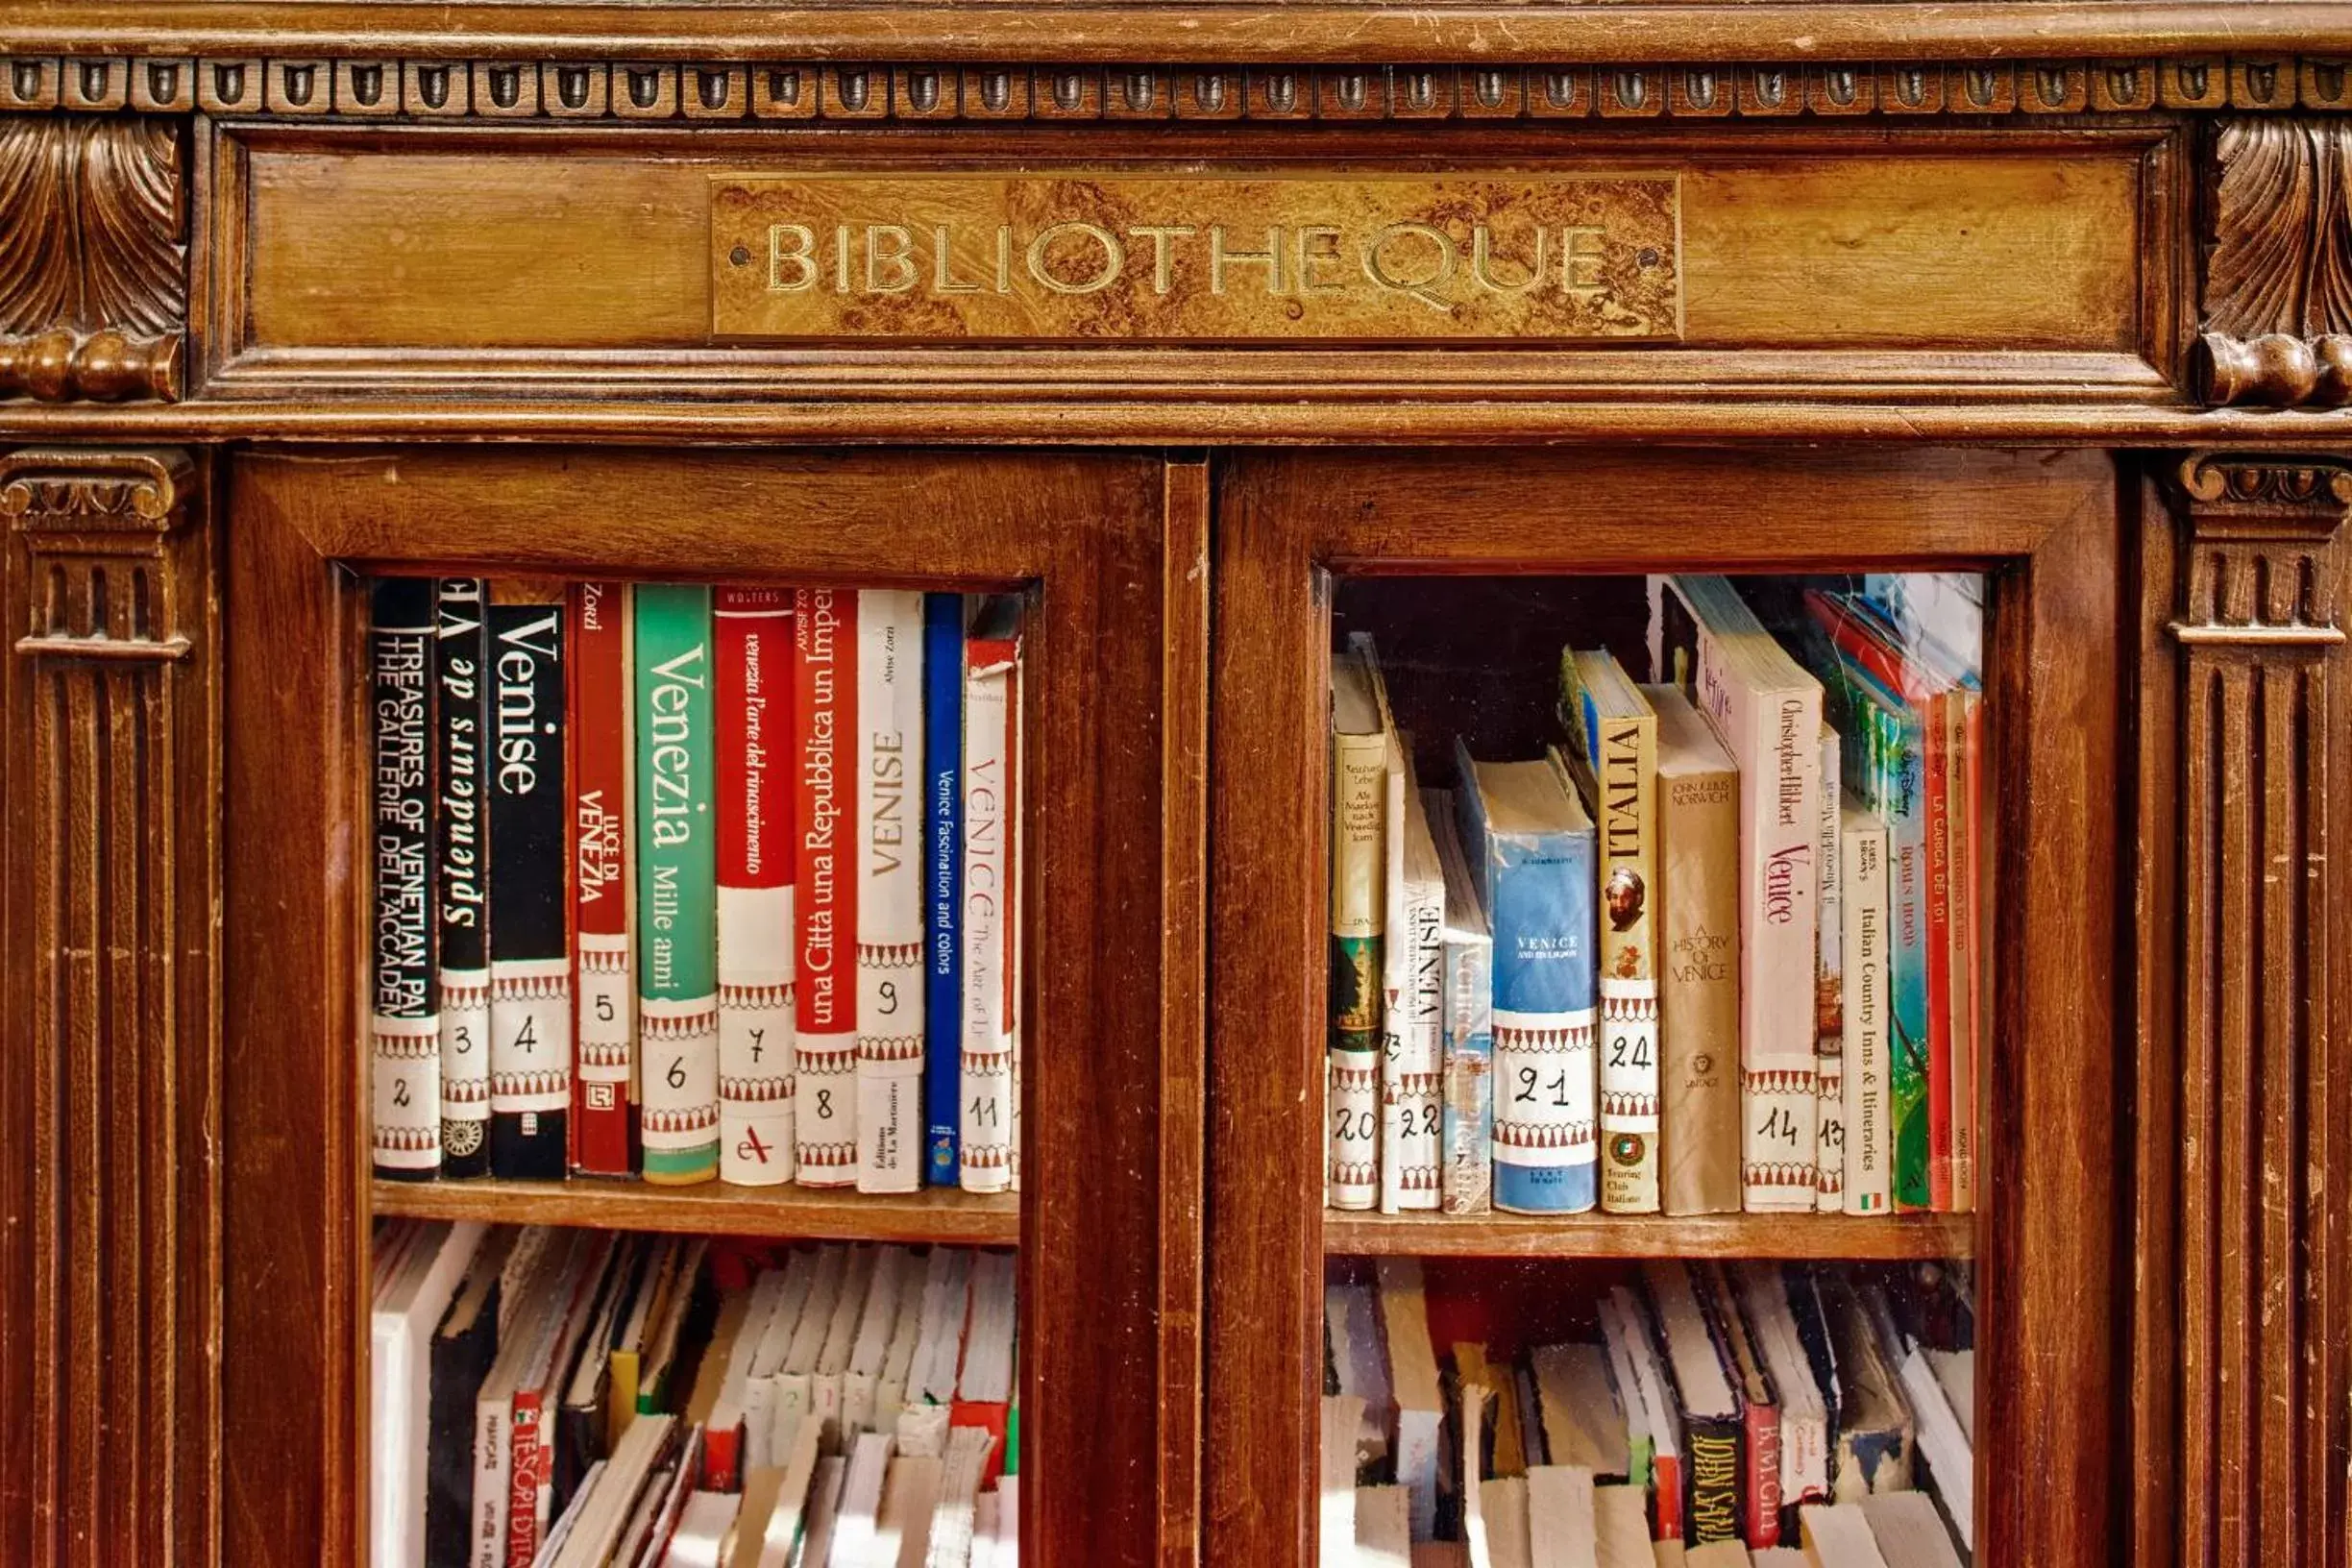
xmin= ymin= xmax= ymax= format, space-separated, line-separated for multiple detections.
xmin=1326 ymin=574 xmax=1983 ymax=1217
xmin=368 ymin=580 xmax=1025 ymax=1194
xmin=1321 ymin=1258 xmax=1972 ymax=1565
xmin=373 ymin=1220 xmax=1019 ymax=1567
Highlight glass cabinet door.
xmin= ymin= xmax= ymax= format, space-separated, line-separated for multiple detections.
xmin=1210 ymin=449 xmax=2123 ymax=1568
xmin=216 ymin=447 xmax=1200 ymax=1568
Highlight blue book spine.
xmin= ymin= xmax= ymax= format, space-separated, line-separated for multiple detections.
xmin=921 ymin=594 xmax=965 ymax=1185
xmin=1456 ymin=747 xmax=1599 ymax=1215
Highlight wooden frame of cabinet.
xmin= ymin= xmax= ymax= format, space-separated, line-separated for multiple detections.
xmin=4 ymin=5 xmax=2351 ymax=1566
xmin=206 ymin=445 xmax=1205 ymax=1568
xmin=1207 ymin=446 xmax=2123 ymax=1566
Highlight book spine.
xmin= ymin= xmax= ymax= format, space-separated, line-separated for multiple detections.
xmin=1923 ymin=692 xmax=1955 ymax=1212
xmin=1592 ymin=714 xmax=1661 ymax=1214
xmin=1952 ymin=693 xmax=1982 ymax=1213
xmin=1841 ymin=816 xmax=1893 ymax=1213
xmin=959 ymin=625 xmax=1020 ymax=1193
xmin=1813 ymin=726 xmax=1846 ymax=1213
xmin=1875 ymin=699 xmax=1932 ymax=1210
xmin=434 ymin=579 xmax=492 ymax=1179
xmin=486 ymin=599 xmax=570 ymax=1180
xmin=505 ymin=1390 xmax=543 ymax=1567
xmin=1382 ymin=872 xmax=1444 ymax=1213
xmin=372 ymin=577 xmax=442 ymax=1178
xmin=470 ymin=1393 xmax=509 ymax=1568
xmin=857 ymin=589 xmax=926 ymax=1194
xmin=1327 ymin=732 xmax=1385 ymax=1211
xmin=716 ymin=587 xmax=797 ymax=1186
xmin=1741 ymin=1399 xmax=1782 ymax=1550
xmin=1440 ymin=925 xmax=1494 ymax=1214
xmin=795 ymin=588 xmax=860 ymax=1188
xmin=1486 ymin=826 xmax=1598 ymax=1214
xmin=570 ymin=581 xmax=637 ymax=1178
xmin=635 ymin=584 xmax=722 ymax=1185
xmin=922 ymin=595 xmax=965 ymax=1187
xmin=1659 ymin=758 xmax=1741 ymax=1216
xmin=1699 ymin=654 xmax=1819 ymax=1213
xmin=1684 ymin=1414 xmax=1743 ymax=1546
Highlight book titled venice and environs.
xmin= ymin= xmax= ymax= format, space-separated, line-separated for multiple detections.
xmin=367 ymin=579 xmax=1027 ymax=1196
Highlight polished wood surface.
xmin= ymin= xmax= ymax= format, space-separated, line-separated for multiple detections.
xmin=1327 ymin=1213 xmax=1974 ymax=1260
xmin=4 ymin=4 xmax=2352 ymax=1563
xmin=1209 ymin=446 xmax=2122 ymax=1568
xmin=219 ymin=448 xmax=1198 ymax=1568
xmin=371 ymin=1178 xmax=1019 ymax=1242
xmin=0 ymin=449 xmax=218 ymax=1568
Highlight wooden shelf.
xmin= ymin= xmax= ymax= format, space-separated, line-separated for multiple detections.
xmin=1325 ymin=1211 xmax=1973 ymax=1261
xmin=371 ymin=1177 xmax=1019 ymax=1245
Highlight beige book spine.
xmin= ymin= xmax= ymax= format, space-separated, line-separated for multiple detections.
xmin=1330 ymin=728 xmax=1387 ymax=1210
xmin=1658 ymin=758 xmax=1742 ymax=1215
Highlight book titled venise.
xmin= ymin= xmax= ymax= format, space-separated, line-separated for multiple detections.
xmin=486 ymin=586 xmax=571 ymax=1181
xmin=372 ymin=576 xmax=442 ymax=1180
xmin=635 ymin=585 xmax=722 ymax=1186
xmin=716 ymin=588 xmax=796 ymax=1187
xmin=1455 ymin=741 xmax=1598 ymax=1215
xmin=856 ymin=590 xmax=927 ymax=1194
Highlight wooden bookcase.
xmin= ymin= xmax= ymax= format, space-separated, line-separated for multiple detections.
xmin=0 ymin=9 xmax=2347 ymax=1568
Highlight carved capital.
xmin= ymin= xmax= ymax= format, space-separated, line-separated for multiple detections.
xmin=2141 ymin=450 xmax=2349 ymax=1568
xmin=1 ymin=442 xmax=218 ymax=1564
xmin=2169 ymin=453 xmax=2350 ymax=645
xmin=1 ymin=447 xmax=196 ymax=660
xmin=0 ymin=116 xmax=185 ymax=403
xmin=2198 ymin=119 xmax=2352 ymax=407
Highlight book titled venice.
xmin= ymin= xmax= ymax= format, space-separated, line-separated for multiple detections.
xmin=795 ymin=588 xmax=860 ymax=1188
xmin=432 ymin=577 xmax=491 ymax=1179
xmin=634 ymin=585 xmax=721 ymax=1185
xmin=371 ymin=576 xmax=441 ymax=1179
xmin=716 ymin=587 xmax=796 ymax=1186
xmin=958 ymin=599 xmax=1022 ymax=1194
xmin=486 ymin=587 xmax=571 ymax=1181
xmin=1456 ymin=740 xmax=1599 ymax=1215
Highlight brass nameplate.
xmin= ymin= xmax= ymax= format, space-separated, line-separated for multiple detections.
xmin=710 ymin=173 xmax=1681 ymax=342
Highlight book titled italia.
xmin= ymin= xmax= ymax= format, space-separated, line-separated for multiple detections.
xmin=486 ymin=588 xmax=571 ymax=1181
xmin=716 ymin=587 xmax=796 ymax=1187
xmin=434 ymin=579 xmax=491 ymax=1180
xmin=372 ymin=576 xmax=442 ymax=1179
xmin=635 ymin=585 xmax=722 ymax=1185
xmin=1455 ymin=739 xmax=1599 ymax=1215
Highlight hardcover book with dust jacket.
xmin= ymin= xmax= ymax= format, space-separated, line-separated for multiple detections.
xmin=716 ymin=587 xmax=796 ymax=1186
xmin=487 ymin=587 xmax=572 ymax=1181
xmin=372 ymin=576 xmax=442 ymax=1179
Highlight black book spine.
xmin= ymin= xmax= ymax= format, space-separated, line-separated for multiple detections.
xmin=371 ymin=576 xmax=441 ymax=1179
xmin=487 ymin=598 xmax=572 ymax=1179
xmin=436 ymin=579 xmax=493 ymax=1179
xmin=424 ymin=1286 xmax=500 ymax=1568
xmin=1684 ymin=1409 xmax=1744 ymax=1545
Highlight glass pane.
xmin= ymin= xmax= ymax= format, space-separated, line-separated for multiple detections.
xmin=1323 ymin=572 xmax=1983 ymax=1564
xmin=365 ymin=577 xmax=1025 ymax=1564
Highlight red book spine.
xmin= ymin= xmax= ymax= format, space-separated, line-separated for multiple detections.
xmin=950 ymin=1401 xmax=1013 ymax=1490
xmin=1740 ymin=1398 xmax=1782 ymax=1549
xmin=794 ymin=589 xmax=860 ymax=1188
xmin=505 ymin=1390 xmax=544 ymax=1566
xmin=1953 ymin=695 xmax=1982 ymax=1213
xmin=1922 ymin=690 xmax=1954 ymax=1213
xmin=1651 ymin=1452 xmax=1682 ymax=1542
xmin=571 ymin=582 xmax=637 ymax=1176
xmin=701 ymin=1419 xmax=745 ymax=1493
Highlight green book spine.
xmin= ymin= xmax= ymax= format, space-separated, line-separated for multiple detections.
xmin=634 ymin=584 xmax=722 ymax=1183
